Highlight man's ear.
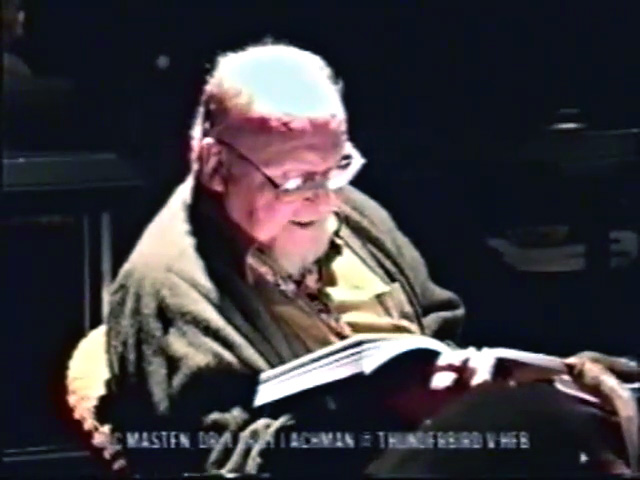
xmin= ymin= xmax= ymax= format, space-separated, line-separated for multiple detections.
xmin=197 ymin=137 xmax=226 ymax=193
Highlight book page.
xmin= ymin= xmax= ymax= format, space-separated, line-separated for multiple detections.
xmin=255 ymin=334 xmax=451 ymax=407
xmin=361 ymin=335 xmax=451 ymax=374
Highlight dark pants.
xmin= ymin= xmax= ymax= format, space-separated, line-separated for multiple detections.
xmin=365 ymin=383 xmax=622 ymax=476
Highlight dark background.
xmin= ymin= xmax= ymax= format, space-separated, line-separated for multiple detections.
xmin=3 ymin=1 xmax=639 ymax=457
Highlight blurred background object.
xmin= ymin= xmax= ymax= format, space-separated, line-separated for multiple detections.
xmin=2 ymin=0 xmax=31 ymax=79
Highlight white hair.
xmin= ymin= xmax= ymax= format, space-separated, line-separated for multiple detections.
xmin=212 ymin=43 xmax=345 ymax=117
xmin=190 ymin=40 xmax=345 ymax=161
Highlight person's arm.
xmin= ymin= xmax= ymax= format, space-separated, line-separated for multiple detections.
xmin=95 ymin=267 xmax=293 ymax=475
xmin=388 ymin=226 xmax=466 ymax=342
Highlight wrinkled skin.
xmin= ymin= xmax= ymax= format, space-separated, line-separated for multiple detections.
xmin=565 ymin=353 xmax=639 ymax=473
xmin=195 ymin=131 xmax=344 ymax=277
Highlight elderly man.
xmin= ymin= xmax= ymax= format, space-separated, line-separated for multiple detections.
xmin=66 ymin=41 xmax=638 ymax=476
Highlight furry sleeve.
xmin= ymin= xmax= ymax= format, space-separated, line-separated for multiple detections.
xmin=96 ymin=265 xmax=273 ymax=474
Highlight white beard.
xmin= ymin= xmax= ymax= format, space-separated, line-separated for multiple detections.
xmin=268 ymin=216 xmax=337 ymax=278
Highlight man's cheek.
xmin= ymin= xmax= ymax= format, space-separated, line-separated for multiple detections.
xmin=253 ymin=198 xmax=299 ymax=239
xmin=328 ymin=190 xmax=344 ymax=209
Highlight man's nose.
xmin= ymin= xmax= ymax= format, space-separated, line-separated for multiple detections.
xmin=302 ymin=188 xmax=337 ymax=209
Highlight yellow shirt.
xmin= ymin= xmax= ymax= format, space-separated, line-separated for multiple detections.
xmin=250 ymin=233 xmax=419 ymax=353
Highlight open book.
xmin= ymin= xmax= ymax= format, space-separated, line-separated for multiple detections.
xmin=253 ymin=333 xmax=638 ymax=408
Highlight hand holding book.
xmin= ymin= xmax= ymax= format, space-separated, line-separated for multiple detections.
xmin=253 ymin=334 xmax=639 ymax=473
xmin=420 ymin=347 xmax=639 ymax=473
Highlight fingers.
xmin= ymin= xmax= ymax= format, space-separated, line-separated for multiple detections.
xmin=203 ymin=406 xmax=250 ymax=430
xmin=567 ymin=357 xmax=639 ymax=473
xmin=565 ymin=357 xmax=623 ymax=394
xmin=205 ymin=430 xmax=236 ymax=473
xmin=204 ymin=410 xmax=295 ymax=475
xmin=245 ymin=414 xmax=295 ymax=474
xmin=222 ymin=418 xmax=275 ymax=474
xmin=204 ymin=407 xmax=250 ymax=473
xmin=569 ymin=351 xmax=640 ymax=382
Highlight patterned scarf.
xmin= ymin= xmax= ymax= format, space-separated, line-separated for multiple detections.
xmin=246 ymin=227 xmax=351 ymax=339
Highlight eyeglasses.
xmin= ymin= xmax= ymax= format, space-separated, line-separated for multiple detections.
xmin=215 ymin=138 xmax=366 ymax=195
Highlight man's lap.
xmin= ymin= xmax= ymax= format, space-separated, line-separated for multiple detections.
xmin=366 ymin=382 xmax=622 ymax=476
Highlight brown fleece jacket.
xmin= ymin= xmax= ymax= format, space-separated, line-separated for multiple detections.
xmin=95 ymin=174 xmax=465 ymax=474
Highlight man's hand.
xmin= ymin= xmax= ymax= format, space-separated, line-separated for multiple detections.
xmin=429 ymin=348 xmax=639 ymax=392
xmin=202 ymin=406 xmax=294 ymax=475
xmin=564 ymin=352 xmax=639 ymax=474
xmin=427 ymin=348 xmax=638 ymax=473
xmin=566 ymin=351 xmax=640 ymax=383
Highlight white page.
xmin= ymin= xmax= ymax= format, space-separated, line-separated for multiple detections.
xmin=361 ymin=335 xmax=450 ymax=375
xmin=254 ymin=335 xmax=450 ymax=407
xmin=486 ymin=347 xmax=567 ymax=373
xmin=259 ymin=333 xmax=402 ymax=383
